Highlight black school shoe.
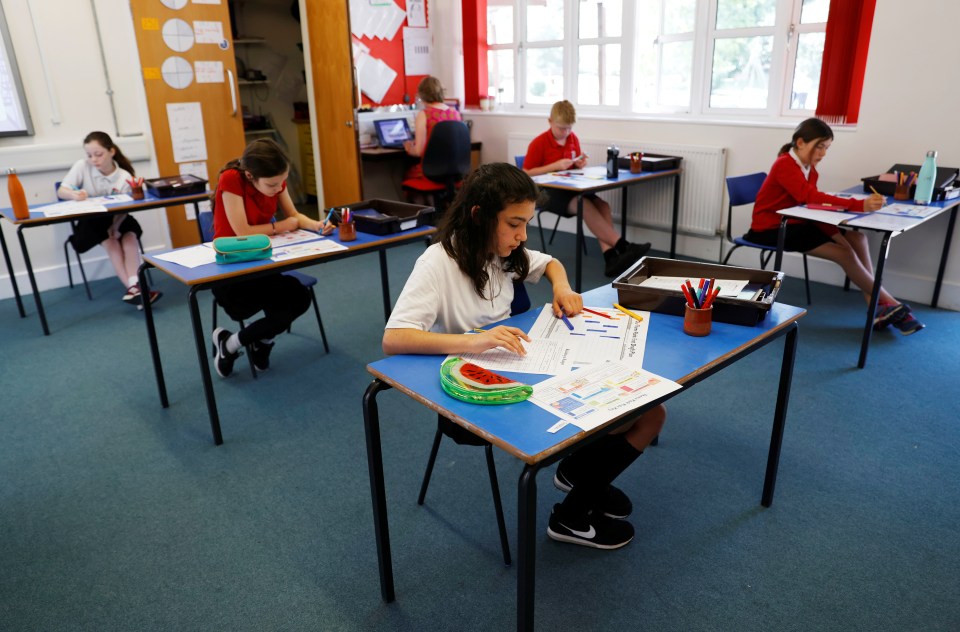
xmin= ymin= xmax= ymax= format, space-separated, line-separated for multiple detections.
xmin=251 ymin=341 xmax=275 ymax=371
xmin=603 ymin=242 xmax=652 ymax=278
xmin=212 ymin=327 xmax=241 ymax=378
xmin=547 ymin=504 xmax=634 ymax=550
xmin=554 ymin=460 xmax=633 ymax=519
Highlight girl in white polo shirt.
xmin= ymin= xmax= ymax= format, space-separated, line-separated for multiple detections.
xmin=384 ymin=162 xmax=666 ymax=550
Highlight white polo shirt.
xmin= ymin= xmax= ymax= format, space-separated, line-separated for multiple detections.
xmin=61 ymin=159 xmax=133 ymax=197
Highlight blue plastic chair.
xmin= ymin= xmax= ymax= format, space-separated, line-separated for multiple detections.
xmin=722 ymin=172 xmax=812 ymax=305
xmin=200 ymin=210 xmax=329 ymax=378
xmin=515 ymin=154 xmax=588 ymax=256
xmin=416 ymin=280 xmax=531 ymax=567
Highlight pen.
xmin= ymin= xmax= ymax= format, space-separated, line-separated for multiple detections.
xmin=680 ymin=284 xmax=695 ymax=308
xmin=613 ymin=303 xmax=644 ymax=323
xmin=558 ymin=312 xmax=574 ymax=330
xmin=582 ymin=307 xmax=612 ymax=319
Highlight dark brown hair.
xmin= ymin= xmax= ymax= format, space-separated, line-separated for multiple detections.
xmin=437 ymin=162 xmax=540 ymax=298
xmin=779 ymin=117 xmax=834 ymax=156
xmin=84 ymin=131 xmax=135 ymax=176
xmin=218 ymin=138 xmax=290 ymax=183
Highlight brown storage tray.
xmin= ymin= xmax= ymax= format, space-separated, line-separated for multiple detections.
xmin=612 ymin=257 xmax=783 ymax=326
xmin=617 ymin=153 xmax=682 ymax=172
xmin=144 ymin=174 xmax=207 ymax=198
xmin=340 ymin=199 xmax=436 ymax=235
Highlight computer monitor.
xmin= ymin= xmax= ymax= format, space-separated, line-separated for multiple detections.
xmin=373 ymin=118 xmax=413 ymax=149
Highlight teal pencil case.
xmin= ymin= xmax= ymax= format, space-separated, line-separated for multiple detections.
xmin=213 ymin=235 xmax=273 ymax=264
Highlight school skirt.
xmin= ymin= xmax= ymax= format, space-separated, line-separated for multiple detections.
xmin=70 ymin=215 xmax=143 ymax=253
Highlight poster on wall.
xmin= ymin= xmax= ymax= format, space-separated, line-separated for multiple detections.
xmin=166 ymin=102 xmax=208 ymax=164
xmin=406 ymin=0 xmax=426 ymax=28
xmin=402 ymin=28 xmax=431 ymax=76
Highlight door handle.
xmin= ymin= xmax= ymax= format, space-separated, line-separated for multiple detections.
xmin=227 ymin=69 xmax=238 ymax=116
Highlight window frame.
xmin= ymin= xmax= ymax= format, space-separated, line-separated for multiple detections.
xmin=483 ymin=0 xmax=829 ymax=123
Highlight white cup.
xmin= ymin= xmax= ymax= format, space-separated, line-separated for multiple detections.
xmin=479 ymin=97 xmax=490 ymax=111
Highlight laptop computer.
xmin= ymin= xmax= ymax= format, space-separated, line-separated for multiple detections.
xmin=373 ymin=118 xmax=413 ymax=149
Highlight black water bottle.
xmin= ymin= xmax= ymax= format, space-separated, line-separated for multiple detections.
xmin=606 ymin=146 xmax=620 ymax=179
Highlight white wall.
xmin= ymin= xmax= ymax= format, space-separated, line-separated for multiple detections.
xmin=432 ymin=1 xmax=960 ymax=311
xmin=0 ymin=0 xmax=163 ymax=298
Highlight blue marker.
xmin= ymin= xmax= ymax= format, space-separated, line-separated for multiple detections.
xmin=559 ymin=312 xmax=574 ymax=331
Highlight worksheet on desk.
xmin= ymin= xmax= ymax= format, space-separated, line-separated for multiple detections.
xmin=527 ymin=304 xmax=649 ymax=369
xmin=449 ymin=337 xmax=572 ymax=375
xmin=530 ymin=361 xmax=680 ymax=432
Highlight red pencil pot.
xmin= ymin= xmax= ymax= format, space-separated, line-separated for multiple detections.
xmin=131 ymin=185 xmax=145 ymax=200
xmin=338 ymin=220 xmax=357 ymax=242
xmin=629 ymin=152 xmax=643 ymax=174
xmin=683 ymin=304 xmax=712 ymax=337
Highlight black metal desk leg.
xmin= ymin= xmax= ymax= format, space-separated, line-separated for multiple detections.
xmin=761 ymin=323 xmax=799 ymax=507
xmin=575 ymin=196 xmax=584 ymax=293
xmin=517 ymin=464 xmax=540 ymax=632
xmin=379 ymin=250 xmax=391 ymax=322
xmin=620 ymin=187 xmax=628 ymax=237
xmin=16 ymin=227 xmax=49 ymax=335
xmin=363 ymin=379 xmax=396 ymax=602
xmin=857 ymin=233 xmax=891 ymax=369
xmin=774 ymin=217 xmax=788 ymax=271
xmin=138 ymin=263 xmax=168 ymax=408
xmin=0 ymin=225 xmax=25 ymax=317
xmin=187 ymin=287 xmax=224 ymax=445
xmin=670 ymin=173 xmax=681 ymax=258
xmin=932 ymin=206 xmax=957 ymax=308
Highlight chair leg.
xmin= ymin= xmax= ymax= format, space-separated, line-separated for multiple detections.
xmin=238 ymin=318 xmax=257 ymax=379
xmin=211 ymin=299 xmax=219 ymax=357
xmin=802 ymin=254 xmax=812 ymax=305
xmin=136 ymin=235 xmax=152 ymax=285
xmin=308 ymin=287 xmax=330 ymax=353
xmin=417 ymin=427 xmax=444 ymax=505
xmin=721 ymin=244 xmax=741 ymax=265
xmin=548 ymin=215 xmax=562 ymax=246
xmin=76 ymin=248 xmax=93 ymax=301
xmin=843 ymin=276 xmax=851 ymax=292
xmin=537 ymin=211 xmax=547 ymax=252
xmin=64 ymin=240 xmax=74 ymax=289
xmin=760 ymin=250 xmax=773 ymax=270
xmin=484 ymin=444 xmax=512 ymax=566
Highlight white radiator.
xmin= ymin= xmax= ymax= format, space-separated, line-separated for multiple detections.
xmin=508 ymin=135 xmax=727 ymax=237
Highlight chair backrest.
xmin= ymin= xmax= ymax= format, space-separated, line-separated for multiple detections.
xmin=724 ymin=172 xmax=767 ymax=241
xmin=510 ymin=280 xmax=531 ymax=316
xmin=422 ymin=120 xmax=472 ymax=185
xmin=514 ymin=155 xmax=525 ymax=169
xmin=198 ymin=210 xmax=215 ymax=242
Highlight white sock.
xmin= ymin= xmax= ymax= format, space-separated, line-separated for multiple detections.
xmin=260 ymin=338 xmax=274 ymax=345
xmin=226 ymin=333 xmax=242 ymax=354
xmin=127 ymin=275 xmax=138 ymax=288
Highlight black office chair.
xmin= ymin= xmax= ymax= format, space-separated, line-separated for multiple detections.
xmin=402 ymin=120 xmax=472 ymax=212
xmin=416 ymin=280 xmax=532 ymax=567
xmin=722 ymin=172 xmax=812 ymax=305
xmin=199 ymin=210 xmax=330 ymax=379
xmin=514 ymin=154 xmax=588 ymax=256
xmin=58 ymin=181 xmax=149 ymax=300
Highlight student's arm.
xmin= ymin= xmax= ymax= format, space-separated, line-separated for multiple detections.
xmin=403 ymin=111 xmax=427 ymax=157
xmin=58 ymin=163 xmax=88 ymax=200
xmin=222 ymin=191 xmax=277 ymax=236
xmin=382 ymin=326 xmax=530 ymax=356
xmin=544 ymin=259 xmax=583 ymax=316
xmin=276 ymin=187 xmax=323 ymax=232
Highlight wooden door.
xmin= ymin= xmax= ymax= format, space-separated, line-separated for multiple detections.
xmin=130 ymin=1 xmax=247 ymax=248
xmin=304 ymin=1 xmax=363 ymax=205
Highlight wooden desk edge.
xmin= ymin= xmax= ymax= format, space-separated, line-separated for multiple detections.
xmin=367 ymin=307 xmax=805 ymax=466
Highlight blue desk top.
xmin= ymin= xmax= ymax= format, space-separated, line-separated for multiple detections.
xmin=368 ymin=284 xmax=805 ymax=463
xmin=144 ymin=224 xmax=436 ymax=285
xmin=535 ymin=167 xmax=680 ymax=193
xmin=0 ymin=191 xmax=210 ymax=224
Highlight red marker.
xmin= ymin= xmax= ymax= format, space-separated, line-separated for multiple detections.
xmin=583 ymin=307 xmax=612 ymax=319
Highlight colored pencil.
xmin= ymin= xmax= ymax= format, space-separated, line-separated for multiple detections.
xmin=583 ymin=307 xmax=612 ymax=319
xmin=613 ymin=303 xmax=644 ymax=323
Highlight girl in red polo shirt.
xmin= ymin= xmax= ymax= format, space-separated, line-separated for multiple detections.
xmin=747 ymin=118 xmax=923 ymax=335
xmin=210 ymin=139 xmax=327 ymax=377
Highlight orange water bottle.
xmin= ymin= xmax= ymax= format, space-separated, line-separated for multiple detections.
xmin=7 ymin=168 xmax=29 ymax=219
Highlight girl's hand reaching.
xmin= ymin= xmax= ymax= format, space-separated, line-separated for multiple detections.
xmin=468 ymin=325 xmax=530 ymax=356
xmin=552 ymin=287 xmax=583 ymax=318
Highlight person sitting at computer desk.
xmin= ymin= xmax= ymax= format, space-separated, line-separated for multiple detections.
xmin=402 ymin=76 xmax=461 ymax=184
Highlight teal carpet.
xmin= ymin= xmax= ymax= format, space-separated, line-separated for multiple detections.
xmin=1 ymin=231 xmax=958 ymax=631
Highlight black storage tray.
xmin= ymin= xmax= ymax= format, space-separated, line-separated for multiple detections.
xmin=861 ymin=164 xmax=958 ymax=201
xmin=144 ymin=174 xmax=207 ymax=198
xmin=341 ymin=199 xmax=435 ymax=235
xmin=612 ymin=257 xmax=783 ymax=326
xmin=617 ymin=153 xmax=682 ymax=172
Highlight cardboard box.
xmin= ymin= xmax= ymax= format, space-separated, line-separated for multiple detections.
xmin=612 ymin=257 xmax=783 ymax=326
xmin=144 ymin=174 xmax=207 ymax=198
xmin=340 ymin=199 xmax=435 ymax=235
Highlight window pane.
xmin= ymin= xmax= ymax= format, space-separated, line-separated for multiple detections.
xmin=715 ymin=0 xmax=776 ymax=30
xmin=790 ymin=32 xmax=824 ymax=110
xmin=579 ymin=0 xmax=622 ymax=39
xmin=710 ymin=36 xmax=772 ymax=108
xmin=603 ymin=43 xmax=621 ymax=105
xmin=800 ymin=0 xmax=830 ymax=24
xmin=578 ymin=45 xmax=600 ymax=105
xmin=527 ymin=0 xmax=564 ymax=42
xmin=526 ymin=47 xmax=564 ymax=104
xmin=488 ymin=49 xmax=515 ymax=104
xmin=663 ymin=0 xmax=695 ymax=34
xmin=487 ymin=4 xmax=513 ymax=45
xmin=660 ymin=41 xmax=692 ymax=108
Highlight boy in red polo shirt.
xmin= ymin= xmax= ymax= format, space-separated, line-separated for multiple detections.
xmin=523 ymin=100 xmax=650 ymax=277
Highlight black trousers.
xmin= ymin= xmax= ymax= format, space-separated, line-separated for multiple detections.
xmin=212 ymin=273 xmax=310 ymax=345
